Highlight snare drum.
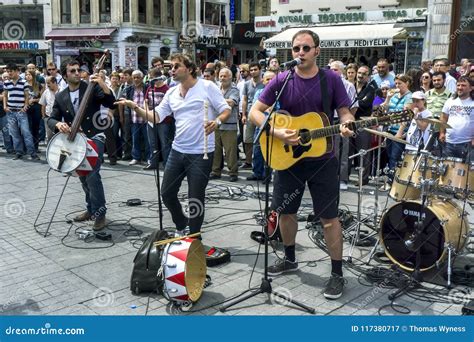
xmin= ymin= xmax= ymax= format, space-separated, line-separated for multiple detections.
xmin=438 ymin=157 xmax=470 ymax=194
xmin=161 ymin=238 xmax=207 ymax=303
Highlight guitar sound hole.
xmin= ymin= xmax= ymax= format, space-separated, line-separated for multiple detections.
xmin=299 ymin=129 xmax=311 ymax=145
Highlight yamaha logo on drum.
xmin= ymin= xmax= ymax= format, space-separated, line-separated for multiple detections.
xmin=403 ymin=209 xmax=426 ymax=219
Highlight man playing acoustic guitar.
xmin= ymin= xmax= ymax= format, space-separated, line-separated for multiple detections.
xmin=249 ymin=30 xmax=355 ymax=299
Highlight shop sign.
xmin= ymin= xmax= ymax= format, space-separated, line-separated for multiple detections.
xmin=162 ymin=38 xmax=171 ymax=46
xmin=0 ymin=40 xmax=48 ymax=50
xmin=265 ymin=38 xmax=392 ymax=49
xmin=233 ymin=23 xmax=265 ymax=44
xmin=255 ymin=8 xmax=427 ymax=32
xmin=230 ymin=0 xmax=235 ymax=23
xmin=197 ymin=36 xmax=231 ymax=47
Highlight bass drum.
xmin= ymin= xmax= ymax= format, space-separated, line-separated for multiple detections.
xmin=380 ymin=199 xmax=469 ymax=272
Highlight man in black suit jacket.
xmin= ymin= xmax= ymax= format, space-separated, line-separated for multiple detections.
xmin=47 ymin=58 xmax=115 ymax=230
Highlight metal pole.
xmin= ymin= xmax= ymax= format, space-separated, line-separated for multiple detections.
xmin=404 ymin=38 xmax=408 ymax=73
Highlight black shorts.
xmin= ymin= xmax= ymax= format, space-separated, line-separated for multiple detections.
xmin=271 ymin=157 xmax=339 ymax=219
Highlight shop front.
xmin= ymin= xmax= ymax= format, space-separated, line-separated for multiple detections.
xmin=0 ymin=40 xmax=49 ymax=67
xmin=258 ymin=8 xmax=426 ymax=73
xmin=232 ymin=23 xmax=267 ymax=64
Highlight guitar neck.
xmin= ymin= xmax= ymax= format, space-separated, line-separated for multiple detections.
xmin=67 ymin=83 xmax=95 ymax=141
xmin=310 ymin=117 xmax=379 ymax=139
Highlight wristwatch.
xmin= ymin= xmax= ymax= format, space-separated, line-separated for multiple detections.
xmin=216 ymin=117 xmax=222 ymax=127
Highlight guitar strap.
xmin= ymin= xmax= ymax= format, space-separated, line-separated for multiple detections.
xmin=318 ymin=68 xmax=331 ymax=119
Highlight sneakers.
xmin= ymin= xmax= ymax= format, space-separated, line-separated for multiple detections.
xmin=267 ymin=257 xmax=299 ymax=276
xmin=246 ymin=174 xmax=264 ymax=181
xmin=30 ymin=155 xmax=40 ymax=161
xmin=323 ymin=273 xmax=346 ymax=299
xmin=379 ymin=183 xmax=391 ymax=192
xmin=240 ymin=163 xmax=252 ymax=169
xmin=12 ymin=154 xmax=23 ymax=160
xmin=73 ymin=211 xmax=93 ymax=222
xmin=229 ymin=175 xmax=238 ymax=182
xmin=129 ymin=159 xmax=140 ymax=165
xmin=93 ymin=216 xmax=107 ymax=231
xmin=339 ymin=181 xmax=348 ymax=190
xmin=143 ymin=164 xmax=156 ymax=170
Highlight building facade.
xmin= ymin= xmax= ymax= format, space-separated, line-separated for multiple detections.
xmin=0 ymin=0 xmax=52 ymax=68
xmin=48 ymin=0 xmax=182 ymax=71
xmin=257 ymin=0 xmax=432 ymax=73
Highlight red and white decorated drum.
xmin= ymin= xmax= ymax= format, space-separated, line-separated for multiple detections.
xmin=161 ymin=238 xmax=207 ymax=303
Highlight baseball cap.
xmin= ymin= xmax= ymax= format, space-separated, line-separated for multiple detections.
xmin=412 ymin=91 xmax=426 ymax=100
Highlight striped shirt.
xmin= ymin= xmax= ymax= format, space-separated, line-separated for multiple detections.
xmin=132 ymin=88 xmax=145 ymax=124
xmin=4 ymin=78 xmax=27 ymax=109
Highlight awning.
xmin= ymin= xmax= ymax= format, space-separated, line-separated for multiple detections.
xmin=45 ymin=28 xmax=117 ymax=40
xmin=264 ymin=24 xmax=406 ymax=50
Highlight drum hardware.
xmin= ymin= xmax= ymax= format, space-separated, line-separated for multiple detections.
xmin=415 ymin=117 xmax=452 ymax=129
xmin=447 ymin=243 xmax=455 ymax=287
xmin=347 ymin=143 xmax=384 ymax=263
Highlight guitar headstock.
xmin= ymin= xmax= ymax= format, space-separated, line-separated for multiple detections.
xmin=377 ymin=109 xmax=414 ymax=126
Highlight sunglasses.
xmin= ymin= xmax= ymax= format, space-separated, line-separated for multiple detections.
xmin=47 ymin=69 xmax=56 ymax=71
xmin=422 ymin=75 xmax=430 ymax=79
xmin=68 ymin=68 xmax=80 ymax=73
xmin=292 ymin=45 xmax=316 ymax=53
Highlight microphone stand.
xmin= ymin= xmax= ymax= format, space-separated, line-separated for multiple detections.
xmin=220 ymin=66 xmax=315 ymax=314
xmin=150 ymin=81 xmax=164 ymax=231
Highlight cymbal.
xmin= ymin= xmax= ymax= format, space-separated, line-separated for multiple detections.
xmin=415 ymin=117 xmax=452 ymax=128
xmin=363 ymin=128 xmax=414 ymax=146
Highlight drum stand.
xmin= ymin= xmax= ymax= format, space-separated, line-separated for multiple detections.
xmin=220 ymin=67 xmax=315 ymax=314
xmin=346 ymin=141 xmax=384 ymax=263
xmin=389 ymin=150 xmax=433 ymax=300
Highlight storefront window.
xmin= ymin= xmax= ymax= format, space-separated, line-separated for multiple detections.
xmin=137 ymin=46 xmax=149 ymax=72
xmin=138 ymin=0 xmax=147 ymax=24
xmin=80 ymin=0 xmax=91 ymax=24
xmin=202 ymin=1 xmax=225 ymax=26
xmin=123 ymin=0 xmax=130 ymax=22
xmin=234 ymin=0 xmax=241 ymax=21
xmin=167 ymin=0 xmax=174 ymax=26
xmin=0 ymin=5 xmax=45 ymax=39
xmin=153 ymin=0 xmax=161 ymax=26
xmin=61 ymin=0 xmax=72 ymax=24
xmin=99 ymin=0 xmax=111 ymax=23
xmin=249 ymin=0 xmax=255 ymax=23
xmin=454 ymin=0 xmax=474 ymax=62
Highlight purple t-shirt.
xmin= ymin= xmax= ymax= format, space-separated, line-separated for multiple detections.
xmin=258 ymin=69 xmax=351 ymax=124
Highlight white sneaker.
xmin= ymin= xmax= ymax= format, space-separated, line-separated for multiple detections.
xmin=129 ymin=159 xmax=140 ymax=165
xmin=340 ymin=181 xmax=348 ymax=190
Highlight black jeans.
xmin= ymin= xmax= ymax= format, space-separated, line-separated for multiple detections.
xmin=161 ymin=149 xmax=213 ymax=234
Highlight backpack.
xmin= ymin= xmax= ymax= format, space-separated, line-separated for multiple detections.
xmin=130 ymin=229 xmax=170 ymax=295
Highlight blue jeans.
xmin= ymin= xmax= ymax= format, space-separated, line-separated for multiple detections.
xmin=147 ymin=121 xmax=175 ymax=168
xmin=386 ymin=140 xmax=405 ymax=183
xmin=161 ymin=149 xmax=213 ymax=234
xmin=131 ymin=122 xmax=150 ymax=161
xmin=443 ymin=142 xmax=473 ymax=162
xmin=7 ymin=111 xmax=37 ymax=156
xmin=79 ymin=139 xmax=106 ymax=219
xmin=252 ymin=127 xmax=272 ymax=179
xmin=0 ymin=115 xmax=13 ymax=152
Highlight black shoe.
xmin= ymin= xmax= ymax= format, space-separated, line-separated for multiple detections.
xmin=229 ymin=175 xmax=238 ymax=182
xmin=323 ymin=273 xmax=346 ymax=299
xmin=354 ymin=180 xmax=369 ymax=187
xmin=209 ymin=173 xmax=221 ymax=180
xmin=246 ymin=175 xmax=263 ymax=181
xmin=240 ymin=163 xmax=252 ymax=169
xmin=30 ymin=155 xmax=40 ymax=161
xmin=109 ymin=159 xmax=117 ymax=166
xmin=122 ymin=156 xmax=132 ymax=161
xmin=143 ymin=164 xmax=156 ymax=170
xmin=267 ymin=258 xmax=299 ymax=276
xmin=13 ymin=154 xmax=23 ymax=160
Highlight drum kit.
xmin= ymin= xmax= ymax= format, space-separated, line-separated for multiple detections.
xmin=349 ymin=122 xmax=472 ymax=286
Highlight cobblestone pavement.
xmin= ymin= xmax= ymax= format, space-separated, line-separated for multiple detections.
xmin=1 ymin=148 xmax=472 ymax=316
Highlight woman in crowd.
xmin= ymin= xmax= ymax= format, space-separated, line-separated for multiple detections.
xmin=345 ymin=63 xmax=357 ymax=85
xmin=420 ymin=71 xmax=433 ymax=93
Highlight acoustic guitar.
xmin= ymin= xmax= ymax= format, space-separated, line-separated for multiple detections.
xmin=259 ymin=110 xmax=413 ymax=170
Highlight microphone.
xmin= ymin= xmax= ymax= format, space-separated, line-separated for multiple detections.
xmin=280 ymin=58 xmax=301 ymax=70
